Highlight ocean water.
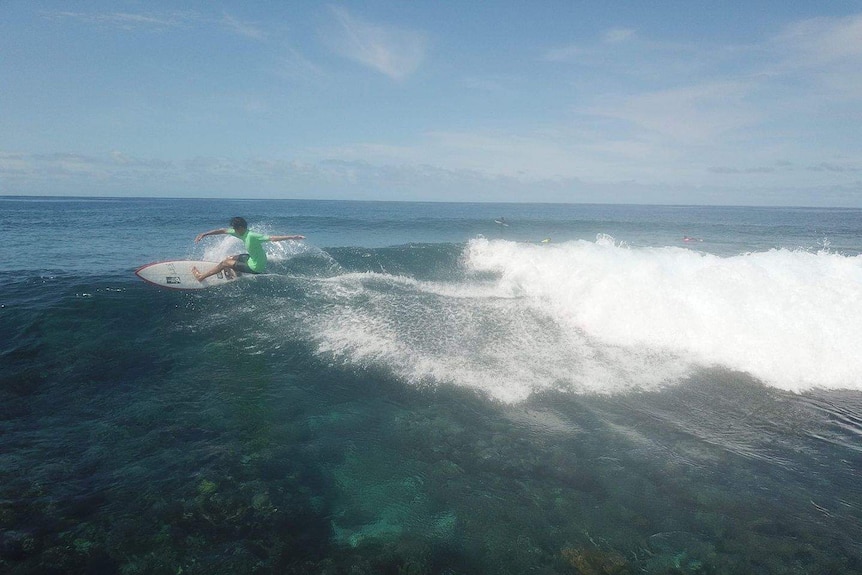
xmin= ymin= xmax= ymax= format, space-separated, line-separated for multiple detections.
xmin=2 ymin=196 xmax=861 ymax=574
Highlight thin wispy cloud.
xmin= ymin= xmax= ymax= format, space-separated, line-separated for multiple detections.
xmin=603 ymin=28 xmax=636 ymax=44
xmin=543 ymin=27 xmax=637 ymax=62
xmin=325 ymin=6 xmax=427 ymax=80
xmin=710 ymin=165 xmax=780 ymax=175
xmin=543 ymin=29 xmax=719 ymax=81
xmin=808 ymin=162 xmax=861 ymax=173
xmin=770 ymin=14 xmax=862 ymax=101
xmin=538 ymin=13 xmax=862 ymax=183
xmin=775 ymin=13 xmax=862 ymax=66
xmin=273 ymin=47 xmax=327 ymax=81
xmin=45 ymin=9 xmax=269 ymax=41
xmin=587 ymin=80 xmax=759 ymax=143
xmin=44 ymin=10 xmax=195 ymax=30
xmin=220 ymin=12 xmax=267 ymax=40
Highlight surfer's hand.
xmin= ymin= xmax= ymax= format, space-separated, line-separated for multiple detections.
xmin=195 ymin=233 xmax=205 ymax=243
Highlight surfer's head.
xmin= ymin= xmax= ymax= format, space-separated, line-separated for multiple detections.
xmin=230 ymin=217 xmax=248 ymax=232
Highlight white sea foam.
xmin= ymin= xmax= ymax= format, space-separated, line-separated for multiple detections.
xmin=308 ymin=236 xmax=862 ymax=402
xmin=464 ymin=237 xmax=862 ymax=393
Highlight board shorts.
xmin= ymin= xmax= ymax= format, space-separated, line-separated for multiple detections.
xmin=232 ymin=254 xmax=260 ymax=275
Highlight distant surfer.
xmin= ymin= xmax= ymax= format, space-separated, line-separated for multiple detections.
xmin=495 ymin=217 xmax=509 ymax=227
xmin=682 ymin=235 xmax=702 ymax=242
xmin=192 ymin=217 xmax=305 ymax=281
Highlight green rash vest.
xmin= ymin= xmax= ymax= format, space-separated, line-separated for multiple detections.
xmin=228 ymin=228 xmax=271 ymax=272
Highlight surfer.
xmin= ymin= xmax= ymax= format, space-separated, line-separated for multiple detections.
xmin=192 ymin=217 xmax=304 ymax=281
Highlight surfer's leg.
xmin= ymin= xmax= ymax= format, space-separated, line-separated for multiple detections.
xmin=193 ymin=257 xmax=237 ymax=281
xmin=231 ymin=254 xmax=253 ymax=275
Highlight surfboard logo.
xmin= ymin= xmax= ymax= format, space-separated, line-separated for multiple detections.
xmin=166 ymin=276 xmax=181 ymax=284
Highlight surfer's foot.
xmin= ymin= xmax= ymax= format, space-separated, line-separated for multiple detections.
xmin=192 ymin=267 xmax=203 ymax=281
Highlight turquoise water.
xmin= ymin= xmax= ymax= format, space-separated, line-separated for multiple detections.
xmin=2 ymin=197 xmax=861 ymax=574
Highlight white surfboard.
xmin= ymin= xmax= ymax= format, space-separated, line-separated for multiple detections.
xmin=135 ymin=260 xmax=239 ymax=290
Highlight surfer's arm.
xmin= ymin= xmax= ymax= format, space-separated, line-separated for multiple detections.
xmin=269 ymin=235 xmax=305 ymax=242
xmin=195 ymin=228 xmax=228 ymax=243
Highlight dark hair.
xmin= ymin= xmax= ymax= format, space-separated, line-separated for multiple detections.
xmin=230 ymin=217 xmax=248 ymax=230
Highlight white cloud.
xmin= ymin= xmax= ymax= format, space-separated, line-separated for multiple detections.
xmin=541 ymin=28 xmax=710 ymax=83
xmin=542 ymin=44 xmax=588 ymax=62
xmin=273 ymin=47 xmax=327 ymax=81
xmin=43 ymin=10 xmax=195 ymax=30
xmin=586 ymin=80 xmax=760 ymax=144
xmin=543 ymin=27 xmax=638 ymax=62
xmin=769 ymin=13 xmax=862 ymax=102
xmin=45 ymin=9 xmax=269 ymax=40
xmin=220 ymin=12 xmax=267 ymax=40
xmin=775 ymin=13 xmax=862 ymax=66
xmin=537 ymin=13 xmax=862 ymax=185
xmin=325 ymin=6 xmax=427 ymax=80
xmin=603 ymin=28 xmax=635 ymax=44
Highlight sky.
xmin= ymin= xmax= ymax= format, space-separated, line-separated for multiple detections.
xmin=2 ymin=1 xmax=862 ymax=206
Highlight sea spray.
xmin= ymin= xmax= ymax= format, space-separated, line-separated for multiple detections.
xmin=464 ymin=236 xmax=862 ymax=394
xmin=197 ymin=230 xmax=314 ymax=265
xmin=303 ymin=236 xmax=862 ymax=402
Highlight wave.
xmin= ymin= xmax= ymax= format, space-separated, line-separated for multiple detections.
xmin=294 ymin=236 xmax=862 ymax=402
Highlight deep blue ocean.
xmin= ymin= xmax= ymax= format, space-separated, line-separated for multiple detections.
xmin=2 ymin=196 xmax=862 ymax=574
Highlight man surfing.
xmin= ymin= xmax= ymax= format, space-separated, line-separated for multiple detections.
xmin=192 ymin=217 xmax=305 ymax=282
